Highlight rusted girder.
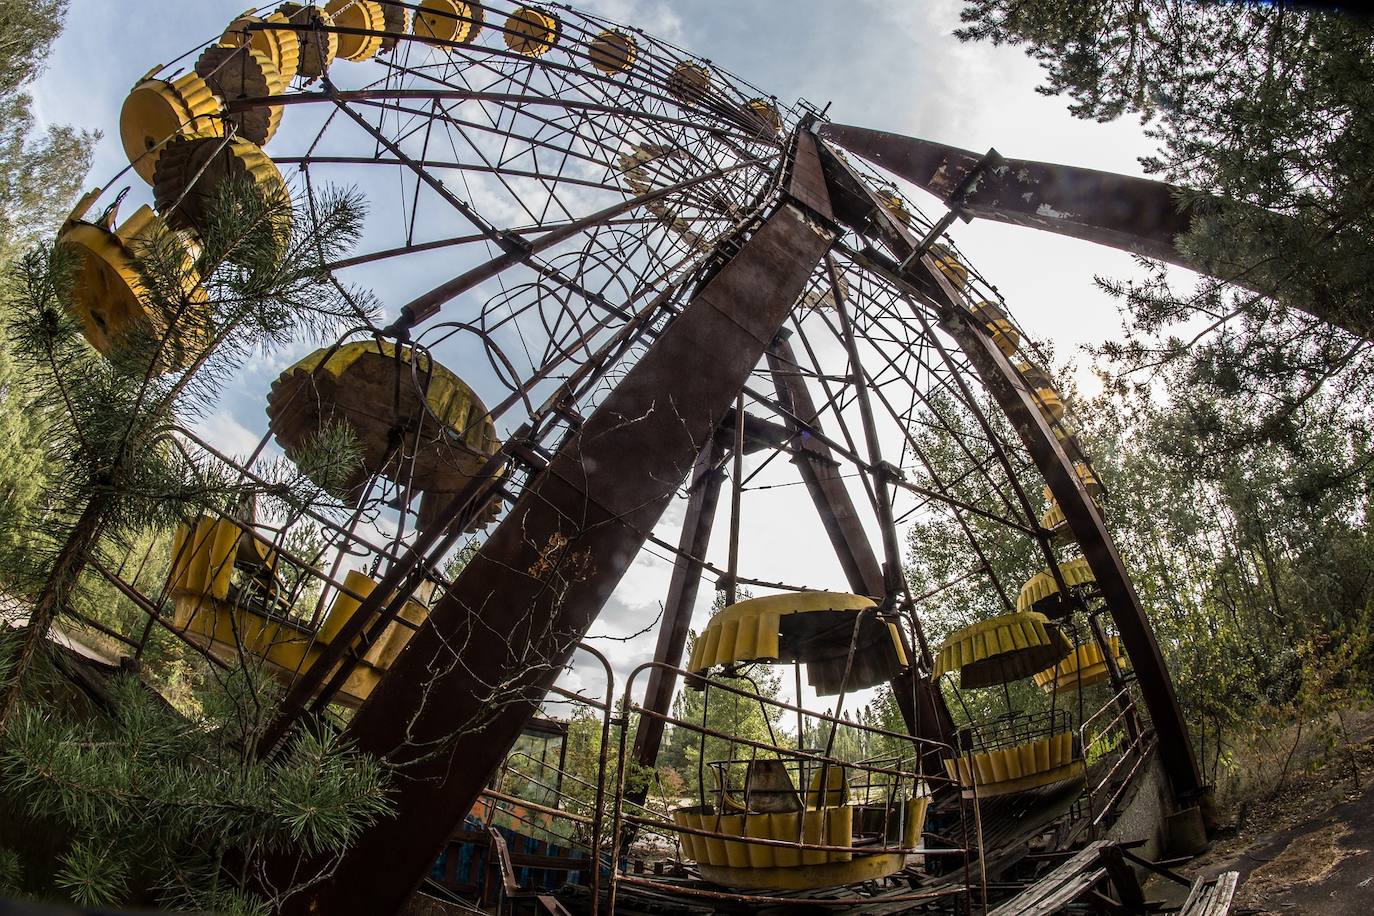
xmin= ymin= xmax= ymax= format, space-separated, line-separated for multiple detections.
xmin=818 ymin=124 xmax=1369 ymax=338
xmin=766 ymin=333 xmax=954 ymax=769
xmin=934 ymin=295 xmax=1202 ymax=802
xmin=629 ymin=439 xmax=725 ymax=775
xmin=812 ymin=137 xmax=1204 ymax=801
xmin=766 ymin=334 xmax=884 ymax=599
xmin=274 ymin=198 xmax=835 ymax=915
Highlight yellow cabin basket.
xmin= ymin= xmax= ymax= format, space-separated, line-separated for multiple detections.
xmin=266 ymin=340 xmax=503 ymax=522
xmin=1033 ymin=637 xmax=1131 ymax=695
xmin=933 ymin=611 xmax=1072 ymax=689
xmin=58 ymin=194 xmax=211 ymax=373
xmin=504 ymin=6 xmax=559 ymax=56
xmin=194 ymin=44 xmax=285 ymax=146
xmin=324 ymin=0 xmax=387 ymax=62
xmin=688 ymin=592 xmax=909 ymax=696
xmin=414 ymin=0 xmax=483 ymax=44
xmin=222 ymin=12 xmax=301 ymax=93
xmin=944 ymin=730 xmax=1083 ymax=798
xmin=119 ymin=71 xmax=224 ymax=184
xmin=969 ymin=300 xmax=1020 ymax=356
xmin=279 ymin=2 xmax=340 ymax=79
xmin=1016 ymin=556 xmax=1098 ymax=617
xmin=151 ymin=134 xmax=291 ymax=262
xmin=588 ymin=30 xmax=637 ymax=74
xmin=170 ymin=516 xmax=430 ymax=707
xmin=667 ymin=62 xmax=711 ymax=103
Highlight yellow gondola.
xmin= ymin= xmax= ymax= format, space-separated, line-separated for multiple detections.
xmin=969 ymin=300 xmax=1020 ymax=356
xmin=1017 ymin=556 xmax=1098 ymax=617
xmin=673 ymin=593 xmax=928 ymax=890
xmin=588 ymin=29 xmax=637 ymax=74
xmin=194 ymin=44 xmax=284 ymax=146
xmin=1040 ymin=462 xmax=1103 ymax=502
xmin=119 ymin=71 xmax=224 ymax=184
xmin=1040 ymin=498 xmax=1073 ymax=543
xmin=1012 ymin=357 xmax=1052 ymax=391
xmin=413 ymin=0 xmax=482 ymax=43
xmin=1034 ymin=384 xmax=1065 ymax=422
xmin=378 ymin=0 xmax=411 ymax=50
xmin=324 ymin=0 xmax=387 ymax=61
xmin=57 ymin=191 xmax=210 ymax=372
xmin=687 ymin=592 xmax=908 ymax=696
xmin=278 ymin=3 xmax=339 ymax=79
xmin=169 ymin=516 xmax=428 ymax=707
xmin=930 ymin=244 xmax=968 ymax=290
xmin=504 ymin=6 xmax=559 ymax=57
xmin=933 ymin=611 xmax=1072 ymax=689
xmin=1033 ymin=637 xmax=1131 ymax=695
xmin=742 ymin=97 xmax=782 ymax=136
xmin=152 ymin=134 xmax=291 ymax=259
xmin=222 ymin=11 xmax=301 ymax=93
xmin=266 ymin=340 xmax=503 ymax=530
xmin=944 ymin=726 xmax=1082 ymax=798
xmin=666 ymin=61 xmax=710 ymax=104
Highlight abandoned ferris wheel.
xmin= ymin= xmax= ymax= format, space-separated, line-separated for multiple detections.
xmin=53 ymin=2 xmax=1264 ymax=913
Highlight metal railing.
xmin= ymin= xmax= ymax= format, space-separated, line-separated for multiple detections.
xmin=606 ymin=661 xmax=978 ymax=911
xmin=1077 ymin=685 xmax=1153 ymax=833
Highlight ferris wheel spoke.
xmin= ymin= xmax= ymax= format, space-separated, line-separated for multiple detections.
xmin=230 ymin=86 xmax=772 ymax=143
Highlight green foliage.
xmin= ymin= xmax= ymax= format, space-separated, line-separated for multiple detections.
xmin=0 ymin=178 xmax=377 ymax=718
xmin=0 ymin=664 xmax=389 ymax=912
xmin=1081 ymin=377 xmax=1374 ymax=746
xmin=0 ymin=328 xmax=51 ymax=572
xmin=0 ymin=845 xmax=21 ymax=895
xmin=900 ymin=342 xmax=1374 ymax=782
xmin=54 ymin=841 xmax=128 ymax=908
xmin=0 ymin=0 xmax=96 ymax=261
xmin=958 ymin=1 xmax=1374 ymax=491
xmin=0 ymin=10 xmax=393 ymax=906
xmin=0 ymin=0 xmax=89 ymax=595
xmin=0 ymin=0 xmax=67 ymax=98
xmin=659 ymin=628 xmax=786 ymax=801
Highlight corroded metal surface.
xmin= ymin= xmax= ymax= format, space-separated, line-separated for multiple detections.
xmin=629 ymin=439 xmax=724 ymax=776
xmin=277 ymin=199 xmax=836 ymax=916
xmin=820 ymin=123 xmax=1368 ymax=338
xmin=813 ymin=138 xmax=1203 ymax=801
xmin=820 ymin=124 xmax=1192 ymax=264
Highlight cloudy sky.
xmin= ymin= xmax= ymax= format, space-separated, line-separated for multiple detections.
xmin=31 ymin=1 xmax=1180 ymax=723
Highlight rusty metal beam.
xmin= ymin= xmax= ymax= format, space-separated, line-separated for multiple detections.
xmin=766 ymin=334 xmax=884 ymax=599
xmin=812 ymin=132 xmax=1203 ymax=800
xmin=818 ymin=124 xmax=1369 ymax=338
xmin=765 ymin=333 xmax=954 ymax=769
xmin=630 ymin=439 xmax=725 ymax=774
xmin=934 ymin=296 xmax=1202 ymax=801
xmin=274 ymin=199 xmax=835 ymax=916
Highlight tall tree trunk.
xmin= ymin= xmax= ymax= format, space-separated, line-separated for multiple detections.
xmin=0 ymin=494 xmax=108 ymax=731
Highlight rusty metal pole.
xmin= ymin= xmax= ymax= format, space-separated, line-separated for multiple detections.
xmin=272 ymin=190 xmax=836 ymax=915
xmin=628 ymin=439 xmax=725 ymax=777
xmin=813 ymin=139 xmax=1203 ymax=801
xmin=933 ymin=297 xmax=1203 ymax=801
xmin=765 ymin=329 xmax=954 ymax=767
xmin=765 ymin=335 xmax=884 ymax=600
xmin=818 ymin=123 xmax=1370 ymax=339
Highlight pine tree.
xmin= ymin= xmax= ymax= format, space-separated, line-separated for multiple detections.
xmin=0 ymin=652 xmax=390 ymax=913
xmin=0 ymin=0 xmax=97 ymax=261
xmin=0 ymin=0 xmax=93 ymax=595
xmin=0 ymin=175 xmax=387 ymax=912
xmin=0 ymin=176 xmax=376 ymax=730
xmin=957 ymin=2 xmax=1374 ymax=489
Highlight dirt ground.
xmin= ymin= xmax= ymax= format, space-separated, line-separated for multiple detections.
xmin=1168 ymin=721 xmax=1374 ymax=915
